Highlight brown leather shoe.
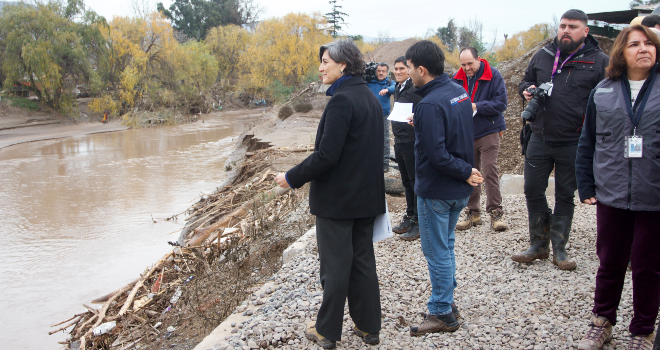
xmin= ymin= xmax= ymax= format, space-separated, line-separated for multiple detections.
xmin=578 ymin=314 xmax=612 ymax=349
xmin=489 ymin=209 xmax=508 ymax=232
xmin=305 ymin=321 xmax=336 ymax=349
xmin=456 ymin=209 xmax=481 ymax=230
xmin=410 ymin=313 xmax=459 ymax=336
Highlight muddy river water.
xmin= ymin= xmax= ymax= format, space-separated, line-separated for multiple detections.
xmin=0 ymin=110 xmax=263 ymax=349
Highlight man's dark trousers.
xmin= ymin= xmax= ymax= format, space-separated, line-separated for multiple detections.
xmin=394 ymin=141 xmax=417 ymax=220
xmin=523 ymin=133 xmax=578 ymax=217
xmin=315 ymin=216 xmax=381 ymax=341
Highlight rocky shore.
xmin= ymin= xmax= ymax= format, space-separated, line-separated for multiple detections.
xmin=209 ymin=194 xmax=647 ymax=350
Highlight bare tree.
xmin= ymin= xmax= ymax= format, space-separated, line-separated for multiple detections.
xmin=550 ymin=14 xmax=560 ymax=37
xmin=131 ymin=0 xmax=153 ymax=19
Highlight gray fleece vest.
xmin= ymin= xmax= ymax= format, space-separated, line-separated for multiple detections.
xmin=593 ymin=75 xmax=660 ymax=211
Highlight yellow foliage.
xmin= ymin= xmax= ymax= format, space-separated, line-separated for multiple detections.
xmin=495 ymin=23 xmax=554 ymax=62
xmin=354 ymin=39 xmax=377 ymax=55
xmin=205 ymin=24 xmax=250 ymax=80
xmin=241 ymin=13 xmax=332 ymax=89
xmin=104 ymin=12 xmax=180 ymax=107
xmin=424 ymin=36 xmax=460 ymax=69
xmin=89 ymin=95 xmax=119 ymax=115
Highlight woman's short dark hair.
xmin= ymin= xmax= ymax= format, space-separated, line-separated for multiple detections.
xmin=319 ymin=39 xmax=366 ymax=76
xmin=606 ymin=25 xmax=660 ymax=80
xmin=405 ymin=40 xmax=445 ymax=77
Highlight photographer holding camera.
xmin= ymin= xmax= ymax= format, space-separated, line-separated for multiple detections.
xmin=511 ymin=9 xmax=609 ymax=270
xmin=366 ymin=62 xmax=396 ymax=172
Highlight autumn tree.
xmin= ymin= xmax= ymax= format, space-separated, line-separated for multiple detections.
xmin=458 ymin=19 xmax=485 ymax=53
xmin=242 ymin=13 xmax=331 ymax=90
xmin=629 ymin=0 xmax=660 ymax=9
xmin=0 ymin=0 xmax=107 ymax=112
xmin=157 ymin=0 xmax=261 ymax=40
xmin=436 ymin=18 xmax=458 ymax=52
xmin=495 ymin=23 xmax=554 ymax=62
xmin=325 ymin=0 xmax=348 ymax=37
xmin=205 ymin=24 xmax=250 ymax=80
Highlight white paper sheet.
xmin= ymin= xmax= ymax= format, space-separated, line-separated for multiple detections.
xmin=373 ymin=200 xmax=393 ymax=242
xmin=387 ymin=102 xmax=413 ymax=123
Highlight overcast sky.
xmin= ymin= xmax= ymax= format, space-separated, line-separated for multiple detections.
xmin=85 ymin=0 xmax=630 ymax=41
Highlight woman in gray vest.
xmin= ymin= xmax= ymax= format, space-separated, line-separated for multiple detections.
xmin=575 ymin=25 xmax=660 ymax=350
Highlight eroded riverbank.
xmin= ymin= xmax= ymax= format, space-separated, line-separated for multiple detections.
xmin=0 ymin=109 xmax=263 ymax=349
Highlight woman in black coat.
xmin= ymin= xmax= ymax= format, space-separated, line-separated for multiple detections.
xmin=275 ymin=39 xmax=385 ymax=349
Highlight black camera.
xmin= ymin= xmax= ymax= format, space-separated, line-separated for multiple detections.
xmin=363 ymin=62 xmax=378 ymax=82
xmin=521 ymin=82 xmax=553 ymax=122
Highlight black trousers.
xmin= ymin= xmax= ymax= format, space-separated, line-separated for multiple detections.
xmin=315 ymin=216 xmax=381 ymax=341
xmin=394 ymin=141 xmax=417 ymax=220
xmin=523 ymin=133 xmax=578 ymax=217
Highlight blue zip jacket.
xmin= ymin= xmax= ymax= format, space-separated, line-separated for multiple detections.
xmin=413 ymin=74 xmax=475 ymax=200
xmin=452 ymin=59 xmax=507 ymax=139
xmin=367 ymin=78 xmax=396 ymax=115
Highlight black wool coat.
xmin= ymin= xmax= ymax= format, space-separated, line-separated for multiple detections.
xmin=286 ymin=76 xmax=386 ymax=219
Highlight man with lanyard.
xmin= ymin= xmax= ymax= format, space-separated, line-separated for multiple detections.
xmin=512 ymin=9 xmax=609 ymax=270
xmin=390 ymin=56 xmax=423 ymax=241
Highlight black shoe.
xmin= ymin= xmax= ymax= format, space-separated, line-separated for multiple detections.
xmin=393 ymin=215 xmax=412 ymax=233
xmin=353 ymin=326 xmax=380 ymax=345
xmin=399 ymin=222 xmax=419 ymax=241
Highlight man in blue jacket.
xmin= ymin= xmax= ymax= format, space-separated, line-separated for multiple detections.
xmin=405 ymin=40 xmax=482 ymax=336
xmin=367 ymin=63 xmax=396 ymax=171
xmin=453 ymin=47 xmax=508 ymax=232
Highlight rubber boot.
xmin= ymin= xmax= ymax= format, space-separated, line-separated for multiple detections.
xmin=511 ymin=211 xmax=550 ymax=263
xmin=549 ymin=215 xmax=577 ymax=270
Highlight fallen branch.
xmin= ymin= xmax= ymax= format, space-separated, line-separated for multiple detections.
xmin=48 ymin=315 xmax=82 ymax=335
xmin=92 ymin=279 xmax=139 ymax=304
xmin=118 ymin=251 xmax=175 ymax=317
xmin=186 ymin=186 xmax=290 ymax=247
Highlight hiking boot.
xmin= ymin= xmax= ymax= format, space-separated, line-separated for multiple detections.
xmin=410 ymin=313 xmax=459 ymax=336
xmin=456 ymin=209 xmax=481 ymax=230
xmin=578 ymin=314 xmax=612 ymax=350
xmin=353 ymin=326 xmax=379 ymax=345
xmin=451 ymin=303 xmax=462 ymax=322
xmin=399 ymin=221 xmax=419 ymax=241
xmin=393 ymin=215 xmax=412 ymax=234
xmin=628 ymin=332 xmax=655 ymax=350
xmin=511 ymin=211 xmax=550 ymax=263
xmin=550 ymin=215 xmax=577 ymax=270
xmin=305 ymin=322 xmax=336 ymax=349
xmin=489 ymin=209 xmax=508 ymax=232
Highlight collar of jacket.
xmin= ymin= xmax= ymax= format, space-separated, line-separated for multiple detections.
xmin=396 ymin=78 xmax=412 ymax=90
xmin=326 ymin=75 xmax=360 ymax=96
xmin=453 ymin=59 xmax=492 ymax=102
xmin=414 ymin=74 xmax=450 ymax=98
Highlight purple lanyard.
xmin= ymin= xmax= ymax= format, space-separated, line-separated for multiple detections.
xmin=550 ymin=43 xmax=584 ymax=82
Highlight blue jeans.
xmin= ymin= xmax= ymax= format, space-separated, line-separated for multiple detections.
xmin=417 ymin=195 xmax=469 ymax=315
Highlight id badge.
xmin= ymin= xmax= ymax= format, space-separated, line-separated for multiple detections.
xmin=624 ymin=135 xmax=643 ymax=158
xmin=546 ymin=82 xmax=554 ymax=97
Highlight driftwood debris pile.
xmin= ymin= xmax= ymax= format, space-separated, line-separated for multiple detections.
xmin=51 ymin=148 xmax=314 ymax=350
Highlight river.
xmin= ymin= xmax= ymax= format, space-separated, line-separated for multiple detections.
xmin=0 ymin=110 xmax=263 ymax=349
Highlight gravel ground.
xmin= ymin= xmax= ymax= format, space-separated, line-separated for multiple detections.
xmin=215 ymin=194 xmax=650 ymax=350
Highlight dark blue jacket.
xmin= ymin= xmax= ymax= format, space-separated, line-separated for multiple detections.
xmin=452 ymin=59 xmax=507 ymax=139
xmin=367 ymin=78 xmax=396 ymax=115
xmin=413 ymin=74 xmax=475 ymax=200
